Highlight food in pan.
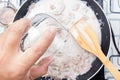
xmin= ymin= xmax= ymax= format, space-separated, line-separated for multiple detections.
xmin=22 ymin=0 xmax=101 ymax=79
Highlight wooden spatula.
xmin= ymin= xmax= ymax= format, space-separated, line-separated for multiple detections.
xmin=70 ymin=20 xmax=120 ymax=80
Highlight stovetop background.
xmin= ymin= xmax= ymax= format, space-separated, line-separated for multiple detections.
xmin=103 ymin=0 xmax=120 ymax=80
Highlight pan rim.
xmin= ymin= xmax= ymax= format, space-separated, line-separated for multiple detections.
xmin=86 ymin=0 xmax=111 ymax=79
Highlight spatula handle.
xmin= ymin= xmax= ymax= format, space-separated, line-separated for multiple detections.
xmin=84 ymin=25 xmax=120 ymax=80
xmin=98 ymin=50 xmax=120 ymax=80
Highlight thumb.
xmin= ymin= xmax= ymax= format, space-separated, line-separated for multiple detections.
xmin=29 ymin=56 xmax=53 ymax=79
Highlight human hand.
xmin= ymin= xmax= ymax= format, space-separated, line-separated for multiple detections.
xmin=0 ymin=18 xmax=57 ymax=80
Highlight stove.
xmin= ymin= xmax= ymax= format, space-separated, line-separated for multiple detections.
xmin=103 ymin=0 xmax=120 ymax=80
xmin=0 ymin=0 xmax=120 ymax=80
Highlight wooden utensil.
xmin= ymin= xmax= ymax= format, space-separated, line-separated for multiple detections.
xmin=70 ymin=20 xmax=120 ymax=80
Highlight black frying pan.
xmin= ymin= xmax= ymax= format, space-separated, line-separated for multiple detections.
xmin=13 ymin=0 xmax=111 ymax=79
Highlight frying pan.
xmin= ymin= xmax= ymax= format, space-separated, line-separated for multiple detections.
xmin=13 ymin=0 xmax=111 ymax=79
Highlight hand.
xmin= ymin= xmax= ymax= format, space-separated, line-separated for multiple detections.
xmin=0 ymin=18 xmax=57 ymax=80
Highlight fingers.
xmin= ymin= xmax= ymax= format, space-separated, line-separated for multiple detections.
xmin=20 ymin=27 xmax=57 ymax=70
xmin=3 ymin=18 xmax=30 ymax=51
xmin=29 ymin=56 xmax=53 ymax=79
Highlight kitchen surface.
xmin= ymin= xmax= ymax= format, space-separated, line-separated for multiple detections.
xmin=103 ymin=0 xmax=120 ymax=80
xmin=0 ymin=0 xmax=120 ymax=80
